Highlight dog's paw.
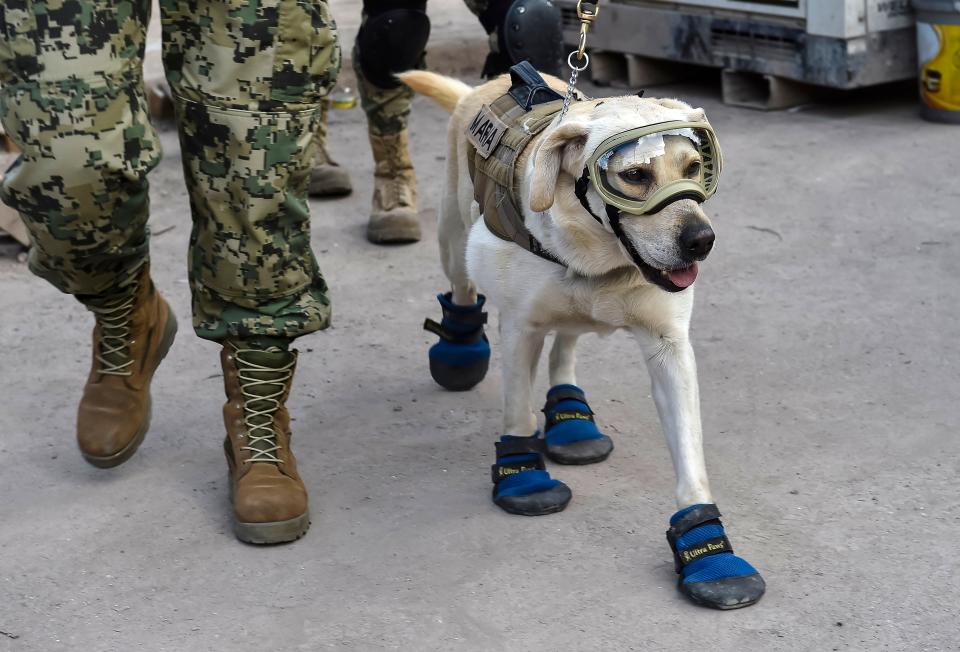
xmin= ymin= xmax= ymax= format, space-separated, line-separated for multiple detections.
xmin=425 ymin=292 xmax=490 ymax=391
xmin=667 ymin=504 xmax=765 ymax=610
xmin=491 ymin=434 xmax=572 ymax=516
xmin=542 ymin=384 xmax=614 ymax=465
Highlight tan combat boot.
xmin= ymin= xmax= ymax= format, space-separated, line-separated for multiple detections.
xmin=77 ymin=265 xmax=178 ymax=468
xmin=221 ymin=344 xmax=309 ymax=544
xmin=367 ymin=130 xmax=421 ymax=244
xmin=308 ymin=100 xmax=352 ymax=197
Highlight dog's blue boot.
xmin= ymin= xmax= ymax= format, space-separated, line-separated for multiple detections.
xmin=424 ymin=293 xmax=490 ymax=391
xmin=666 ymin=504 xmax=766 ymax=610
xmin=491 ymin=434 xmax=572 ymax=516
xmin=541 ymin=384 xmax=614 ymax=465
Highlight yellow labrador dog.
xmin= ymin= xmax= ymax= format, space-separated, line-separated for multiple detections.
xmin=402 ymin=67 xmax=765 ymax=610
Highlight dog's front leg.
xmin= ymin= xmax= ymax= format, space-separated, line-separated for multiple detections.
xmin=548 ymin=333 xmax=579 ymax=386
xmin=633 ymin=330 xmax=712 ymax=508
xmin=540 ymin=331 xmax=614 ymax=464
xmin=499 ymin=320 xmax=546 ymax=436
xmin=490 ymin=319 xmax=573 ymax=516
xmin=634 ymin=328 xmax=766 ymax=609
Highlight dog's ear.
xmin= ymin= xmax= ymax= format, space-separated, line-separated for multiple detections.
xmin=687 ymin=107 xmax=707 ymax=122
xmin=529 ymin=122 xmax=590 ymax=213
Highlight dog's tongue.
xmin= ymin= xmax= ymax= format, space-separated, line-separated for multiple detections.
xmin=664 ymin=263 xmax=699 ymax=289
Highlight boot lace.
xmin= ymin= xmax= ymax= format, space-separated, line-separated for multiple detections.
xmin=234 ymin=348 xmax=295 ymax=464
xmin=89 ymin=286 xmax=138 ymax=376
xmin=375 ymin=170 xmax=414 ymax=210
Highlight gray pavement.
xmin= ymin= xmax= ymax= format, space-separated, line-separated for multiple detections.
xmin=1 ymin=3 xmax=959 ymax=651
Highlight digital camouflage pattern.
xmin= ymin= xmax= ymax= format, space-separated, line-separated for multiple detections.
xmin=0 ymin=0 xmax=159 ymax=297
xmin=0 ymin=0 xmax=341 ymax=342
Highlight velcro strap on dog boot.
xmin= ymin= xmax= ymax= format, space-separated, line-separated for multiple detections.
xmin=425 ymin=293 xmax=491 ymax=391
xmin=541 ymin=384 xmax=614 ymax=465
xmin=491 ymin=434 xmax=571 ymax=516
xmin=666 ymin=504 xmax=766 ymax=610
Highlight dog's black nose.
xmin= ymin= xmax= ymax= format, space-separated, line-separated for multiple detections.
xmin=679 ymin=224 xmax=715 ymax=261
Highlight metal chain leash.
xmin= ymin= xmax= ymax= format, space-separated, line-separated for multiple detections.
xmin=558 ymin=0 xmax=599 ymax=123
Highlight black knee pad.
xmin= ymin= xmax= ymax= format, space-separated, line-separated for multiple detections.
xmin=357 ymin=0 xmax=431 ymax=89
xmin=478 ymin=0 xmax=562 ymax=77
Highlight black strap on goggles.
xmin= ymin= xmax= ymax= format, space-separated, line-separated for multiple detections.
xmin=574 ymin=167 xmax=645 ymax=269
xmin=574 ymin=169 xmax=605 ymax=225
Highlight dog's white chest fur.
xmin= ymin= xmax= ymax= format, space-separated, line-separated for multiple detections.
xmin=466 ymin=220 xmax=693 ymax=339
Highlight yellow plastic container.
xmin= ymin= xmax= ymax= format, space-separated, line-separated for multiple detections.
xmin=915 ymin=0 xmax=960 ymax=123
xmin=329 ymin=87 xmax=357 ymax=110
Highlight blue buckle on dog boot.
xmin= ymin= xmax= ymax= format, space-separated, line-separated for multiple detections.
xmin=666 ymin=504 xmax=765 ymax=610
xmin=542 ymin=384 xmax=614 ymax=465
xmin=424 ymin=293 xmax=490 ymax=391
xmin=491 ymin=434 xmax=572 ymax=516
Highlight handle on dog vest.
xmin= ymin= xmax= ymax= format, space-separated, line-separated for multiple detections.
xmin=508 ymin=62 xmax=564 ymax=110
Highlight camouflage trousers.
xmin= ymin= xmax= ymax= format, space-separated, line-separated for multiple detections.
xmin=0 ymin=0 xmax=341 ymax=342
xmin=354 ymin=0 xmax=488 ymax=136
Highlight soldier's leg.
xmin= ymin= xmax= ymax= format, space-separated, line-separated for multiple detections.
xmin=353 ymin=0 xmax=430 ymax=244
xmin=307 ymin=99 xmax=353 ymax=198
xmin=161 ymin=0 xmax=340 ymax=544
xmin=0 ymin=0 xmax=177 ymax=467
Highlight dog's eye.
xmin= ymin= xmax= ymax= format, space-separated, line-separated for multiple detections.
xmin=618 ymin=168 xmax=652 ymax=185
xmin=685 ymin=161 xmax=702 ymax=178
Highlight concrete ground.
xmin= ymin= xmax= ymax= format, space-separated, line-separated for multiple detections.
xmin=1 ymin=2 xmax=958 ymax=651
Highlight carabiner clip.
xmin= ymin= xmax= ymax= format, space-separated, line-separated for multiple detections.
xmin=574 ymin=0 xmax=599 ymax=62
xmin=576 ymin=0 xmax=599 ymax=21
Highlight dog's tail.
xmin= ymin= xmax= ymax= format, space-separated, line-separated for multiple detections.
xmin=397 ymin=71 xmax=472 ymax=113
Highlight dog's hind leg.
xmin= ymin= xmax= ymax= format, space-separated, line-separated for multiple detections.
xmin=437 ymin=190 xmax=478 ymax=305
xmin=425 ymin=169 xmax=490 ymax=391
xmin=634 ymin=329 xmax=765 ymax=610
xmin=541 ymin=333 xmax=615 ymax=465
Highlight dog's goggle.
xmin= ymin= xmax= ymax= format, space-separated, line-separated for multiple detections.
xmin=584 ymin=121 xmax=722 ymax=216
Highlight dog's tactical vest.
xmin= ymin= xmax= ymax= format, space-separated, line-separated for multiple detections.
xmin=465 ymin=63 xmax=581 ymax=266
